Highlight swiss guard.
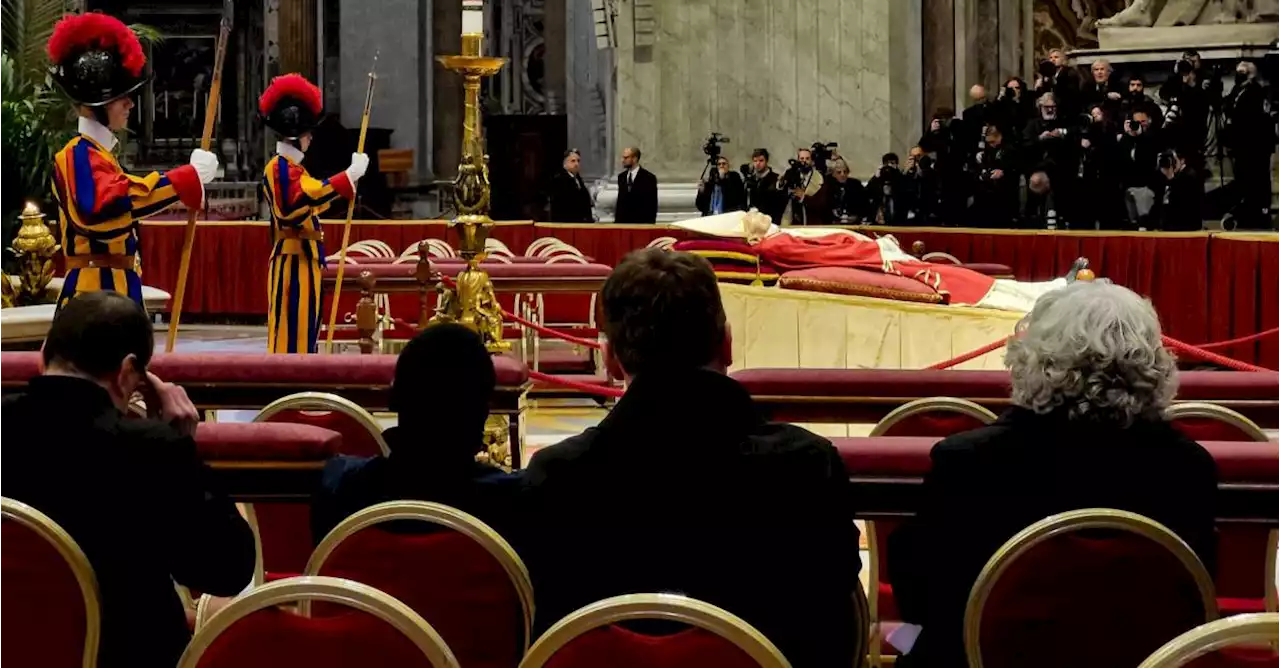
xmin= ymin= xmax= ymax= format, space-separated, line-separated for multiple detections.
xmin=259 ymin=73 xmax=369 ymax=354
xmin=48 ymin=13 xmax=217 ymax=308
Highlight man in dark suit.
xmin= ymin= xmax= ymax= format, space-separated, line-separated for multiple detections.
xmin=2 ymin=292 xmax=256 ymax=668
xmin=888 ymin=281 xmax=1217 ymax=668
xmin=614 ymin=146 xmax=659 ymax=223
xmin=547 ymin=149 xmax=595 ymax=223
xmin=312 ymin=323 xmax=521 ymax=544
xmin=521 ymin=249 xmax=861 ymax=668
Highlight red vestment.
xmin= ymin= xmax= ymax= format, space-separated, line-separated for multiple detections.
xmin=755 ymin=233 xmax=997 ymax=305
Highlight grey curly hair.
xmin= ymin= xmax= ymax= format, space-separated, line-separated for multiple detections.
xmin=1005 ymin=281 xmax=1177 ymax=426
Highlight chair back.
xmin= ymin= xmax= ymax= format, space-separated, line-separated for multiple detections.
xmin=869 ymin=397 xmax=998 ymax=438
xmin=178 ymin=576 xmax=458 ymax=668
xmin=306 ymin=501 xmax=533 ymax=668
xmin=965 ymin=508 xmax=1218 ymax=668
xmin=520 ymin=593 xmax=791 ymax=668
xmin=252 ymin=393 xmax=388 ymax=577
xmin=1137 ymin=613 xmax=1280 ymax=668
xmin=1165 ymin=403 xmax=1270 ymax=442
xmin=1 ymin=498 xmax=101 ymax=668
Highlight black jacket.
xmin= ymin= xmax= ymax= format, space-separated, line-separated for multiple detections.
xmin=970 ymin=144 xmax=1021 ymax=227
xmin=1080 ymin=78 xmax=1124 ymax=119
xmin=888 ymin=408 xmax=1217 ymax=668
xmin=829 ymin=177 xmax=868 ymax=223
xmin=547 ymin=170 xmax=594 ymax=223
xmin=1223 ymin=78 xmax=1276 ymax=151
xmin=1153 ymin=167 xmax=1204 ymax=232
xmin=1117 ymin=131 xmax=1161 ymax=189
xmin=2 ymin=376 xmax=256 ymax=668
xmin=520 ymin=369 xmax=861 ymax=668
xmin=695 ymin=170 xmax=748 ymax=216
xmin=1022 ymin=115 xmax=1080 ymax=175
xmin=311 ymin=426 xmax=522 ymax=544
xmin=615 ymin=166 xmax=659 ymax=224
xmin=744 ymin=168 xmax=785 ymax=223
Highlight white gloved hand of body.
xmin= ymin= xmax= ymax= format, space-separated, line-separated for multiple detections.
xmin=189 ymin=149 xmax=219 ymax=184
xmin=346 ymin=152 xmax=370 ymax=183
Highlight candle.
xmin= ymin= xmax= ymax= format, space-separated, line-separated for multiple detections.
xmin=462 ymin=0 xmax=483 ymax=36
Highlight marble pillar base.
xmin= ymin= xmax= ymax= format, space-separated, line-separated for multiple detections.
xmin=593 ymin=181 xmax=700 ymax=223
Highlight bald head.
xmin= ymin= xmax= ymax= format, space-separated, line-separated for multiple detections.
xmin=1029 ymin=171 xmax=1051 ymax=195
xmin=969 ymin=85 xmax=986 ymax=103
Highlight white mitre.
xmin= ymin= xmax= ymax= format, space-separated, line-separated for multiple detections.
xmin=669 ymin=209 xmax=779 ymax=241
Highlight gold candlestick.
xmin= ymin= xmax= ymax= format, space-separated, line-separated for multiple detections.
xmin=430 ymin=31 xmax=511 ymax=353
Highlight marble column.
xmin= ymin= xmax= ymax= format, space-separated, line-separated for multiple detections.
xmin=432 ymin=1 xmax=463 ymax=179
xmin=543 ymin=0 xmax=567 ymax=114
xmin=612 ymin=0 xmax=923 ymax=183
xmin=922 ymin=0 xmax=956 ymax=122
xmin=278 ymin=0 xmax=317 ymax=79
xmin=566 ymin=0 xmax=614 ymax=181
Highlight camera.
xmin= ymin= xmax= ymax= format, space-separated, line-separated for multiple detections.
xmin=1175 ymin=58 xmax=1194 ymax=76
xmin=1157 ymin=149 xmax=1178 ymax=171
xmin=781 ymin=159 xmax=805 ymax=191
xmin=1126 ymin=118 xmax=1141 ymax=133
xmin=1038 ymin=59 xmax=1057 ymax=79
xmin=808 ymin=141 xmax=836 ymax=174
xmin=702 ymin=132 xmax=730 ymax=159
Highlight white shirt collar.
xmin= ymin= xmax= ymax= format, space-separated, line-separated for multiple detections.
xmin=78 ymin=116 xmax=118 ymax=150
xmin=276 ymin=141 xmax=305 ymax=164
xmin=627 ymin=165 xmax=640 ymax=179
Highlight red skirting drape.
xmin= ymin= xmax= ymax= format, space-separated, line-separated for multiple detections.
xmin=135 ymin=222 xmax=1276 ymax=367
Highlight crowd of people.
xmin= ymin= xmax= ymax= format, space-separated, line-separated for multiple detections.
xmin=550 ymin=50 xmax=1276 ymax=231
xmin=6 ymin=248 xmax=1223 ymax=668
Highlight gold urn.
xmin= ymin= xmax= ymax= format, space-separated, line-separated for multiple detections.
xmin=6 ymin=202 xmax=60 ymax=307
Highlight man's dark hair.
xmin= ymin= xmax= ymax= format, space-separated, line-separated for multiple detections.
xmin=882 ymin=152 xmax=899 ymax=164
xmin=563 ymin=148 xmax=580 ymax=159
xmin=390 ymin=323 xmax=495 ymax=451
xmin=43 ymin=292 xmax=153 ymax=378
xmin=602 ymin=249 xmax=727 ymax=376
xmin=933 ymin=107 xmax=955 ymax=120
xmin=752 ymin=148 xmax=769 ymax=161
xmin=1128 ymin=73 xmax=1144 ymax=84
xmin=626 ymin=147 xmax=642 ymax=160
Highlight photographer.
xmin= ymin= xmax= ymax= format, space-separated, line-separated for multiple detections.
xmin=696 ymin=155 xmax=747 ymax=216
xmin=1120 ymin=75 xmax=1164 ymax=131
xmin=1077 ymin=104 xmax=1124 ymax=229
xmin=970 ymin=125 xmax=1021 ymax=228
xmin=919 ymin=109 xmax=969 ymax=222
xmin=1160 ymin=50 xmax=1213 ymax=176
xmin=742 ymin=148 xmax=784 ymax=224
xmin=904 ymin=146 xmax=944 ymax=224
xmin=992 ymin=77 xmax=1034 ymax=137
xmin=1151 ymin=149 xmax=1203 ymax=231
xmin=1022 ymin=170 xmax=1061 ymax=229
xmin=1118 ymin=110 xmax=1161 ymax=228
xmin=1080 ymin=59 xmax=1123 ymax=121
xmin=962 ymin=85 xmax=991 ymax=151
xmin=1035 ymin=49 xmax=1082 ymax=118
xmin=776 ymin=147 xmax=829 ymax=225
xmin=1222 ymin=60 xmax=1275 ymax=229
xmin=827 ymin=159 xmax=867 ymax=224
xmin=867 ymin=152 xmax=906 ymax=225
xmin=1022 ymin=92 xmax=1081 ymax=227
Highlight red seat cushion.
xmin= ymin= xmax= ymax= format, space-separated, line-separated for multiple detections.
xmin=876 ymin=411 xmax=992 ymax=438
xmin=778 ymin=266 xmax=945 ymax=304
xmin=958 ymin=262 xmax=1014 ymax=277
xmin=977 ymin=531 xmax=1212 ymax=668
xmin=2 ymin=517 xmax=89 ymax=668
xmin=545 ymin=625 xmax=761 ymax=668
xmin=193 ymin=606 xmax=435 ymax=668
xmin=315 ymin=528 xmax=525 ymax=668
xmin=195 ymin=422 xmax=342 ymax=461
xmin=258 ymin=411 xmax=382 ymax=458
xmin=1170 ymin=417 xmax=1266 ymax=443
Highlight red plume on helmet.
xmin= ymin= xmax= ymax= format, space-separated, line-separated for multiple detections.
xmin=47 ymin=13 xmax=148 ymax=106
xmin=259 ymin=74 xmax=323 ymax=138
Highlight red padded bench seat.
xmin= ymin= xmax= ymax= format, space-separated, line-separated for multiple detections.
xmin=733 ymin=368 xmax=1280 ymax=428
xmin=196 ymin=422 xmax=342 ymax=462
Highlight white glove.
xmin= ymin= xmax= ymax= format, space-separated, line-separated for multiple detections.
xmin=346 ymin=152 xmax=370 ymax=183
xmin=189 ymin=149 xmax=219 ymax=184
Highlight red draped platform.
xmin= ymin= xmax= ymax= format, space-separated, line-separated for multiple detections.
xmin=136 ymin=221 xmax=1277 ymax=366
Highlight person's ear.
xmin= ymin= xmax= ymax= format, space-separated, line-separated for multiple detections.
xmin=603 ymin=343 xmax=626 ymax=381
xmin=109 ymin=353 xmax=142 ymax=408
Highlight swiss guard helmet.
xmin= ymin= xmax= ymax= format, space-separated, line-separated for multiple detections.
xmin=47 ymin=13 xmax=147 ymax=107
xmin=259 ymin=73 xmax=323 ymax=139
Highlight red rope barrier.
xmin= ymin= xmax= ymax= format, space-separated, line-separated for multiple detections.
xmin=1188 ymin=327 xmax=1279 ymax=351
xmin=927 ymin=338 xmax=1011 ymax=370
xmin=502 ymin=308 xmax=604 ymax=350
xmin=529 ymin=370 xmax=624 ymax=398
xmin=1161 ymin=335 xmax=1272 ymax=372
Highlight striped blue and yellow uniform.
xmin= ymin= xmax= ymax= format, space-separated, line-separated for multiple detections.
xmin=51 ymin=134 xmax=203 ymax=308
xmin=262 ymin=154 xmax=353 ymax=354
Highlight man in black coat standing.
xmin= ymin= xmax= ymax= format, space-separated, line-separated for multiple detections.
xmin=2 ymin=292 xmax=256 ymax=668
xmin=521 ymin=249 xmax=861 ymax=668
xmin=614 ymin=146 xmax=659 ymax=224
xmin=744 ymin=148 xmax=785 ymax=224
xmin=547 ymin=149 xmax=594 ymax=223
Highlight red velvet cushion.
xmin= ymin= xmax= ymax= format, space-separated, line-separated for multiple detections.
xmin=0 ymin=352 xmax=41 ymax=384
xmin=732 ymin=368 xmax=1013 ymax=400
xmin=2 ymin=518 xmax=88 ymax=668
xmin=876 ymin=411 xmax=992 ymax=438
xmin=193 ymin=606 xmax=435 ymax=668
xmin=316 ymin=528 xmax=524 ymax=668
xmin=959 ymin=262 xmax=1014 ymax=277
xmin=1170 ymin=417 xmax=1266 ymax=443
xmin=672 ymin=239 xmax=757 ymax=254
xmin=1176 ymin=371 xmax=1280 ymax=402
xmin=779 ymin=267 xmax=945 ymax=304
xmin=145 ymin=353 xmax=529 ymax=388
xmin=831 ymin=436 xmax=937 ymax=478
xmin=257 ymin=412 xmax=382 ymax=458
xmin=978 ymin=531 xmax=1211 ymax=668
xmin=545 ymin=625 xmax=760 ymax=668
xmin=195 ymin=422 xmax=342 ymax=461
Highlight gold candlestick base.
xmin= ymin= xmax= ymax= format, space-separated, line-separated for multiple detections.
xmin=428 ymin=44 xmax=511 ymax=354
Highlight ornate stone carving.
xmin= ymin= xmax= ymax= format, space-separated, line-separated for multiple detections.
xmin=1098 ymin=0 xmax=1278 ymax=26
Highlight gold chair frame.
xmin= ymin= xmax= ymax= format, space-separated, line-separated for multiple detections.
xmin=1136 ymin=612 xmax=1280 ymax=668
xmin=963 ymin=508 xmax=1219 ymax=668
xmin=177 ymin=575 xmax=460 ymax=668
xmin=1267 ymin=530 xmax=1278 ymax=614
xmin=1164 ymin=402 xmax=1271 ymax=442
xmin=254 ymin=391 xmax=391 ymax=456
xmin=304 ymin=500 xmax=535 ymax=651
xmin=2 ymin=497 xmax=102 ymax=668
xmin=868 ymin=397 xmax=998 ymax=667
xmin=519 ymin=593 xmax=792 ymax=668
xmin=868 ymin=397 xmax=999 ymax=437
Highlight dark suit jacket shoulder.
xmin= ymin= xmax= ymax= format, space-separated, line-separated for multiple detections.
xmin=615 ymin=166 xmax=659 ymax=223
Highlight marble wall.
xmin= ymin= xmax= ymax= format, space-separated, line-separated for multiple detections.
xmin=338 ymin=0 xmax=426 ymax=164
xmin=611 ymin=0 xmax=922 ymax=181
xmin=566 ymin=0 xmax=615 ymax=181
